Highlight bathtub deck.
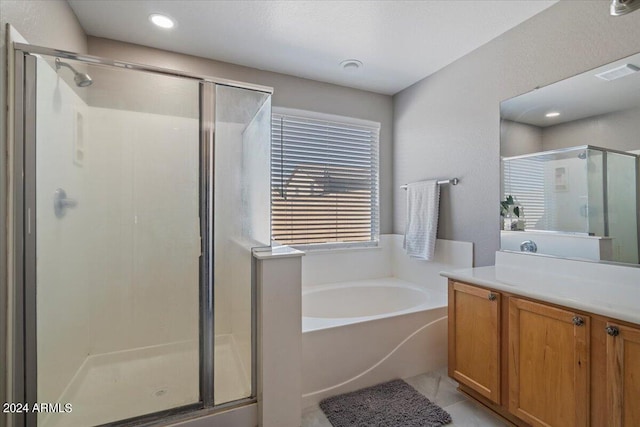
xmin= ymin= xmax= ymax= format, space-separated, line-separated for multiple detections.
xmin=302 ymin=276 xmax=447 ymax=332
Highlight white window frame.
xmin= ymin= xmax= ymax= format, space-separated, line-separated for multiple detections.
xmin=271 ymin=107 xmax=380 ymax=250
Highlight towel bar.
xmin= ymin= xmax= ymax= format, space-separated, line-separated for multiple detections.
xmin=400 ymin=178 xmax=459 ymax=190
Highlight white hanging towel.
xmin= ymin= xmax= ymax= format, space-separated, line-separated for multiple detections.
xmin=403 ymin=180 xmax=440 ymax=260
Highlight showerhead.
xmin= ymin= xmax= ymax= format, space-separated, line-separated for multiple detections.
xmin=610 ymin=0 xmax=640 ymax=16
xmin=55 ymin=58 xmax=93 ymax=87
xmin=74 ymin=72 xmax=93 ymax=87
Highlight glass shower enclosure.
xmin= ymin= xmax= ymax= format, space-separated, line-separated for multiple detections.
xmin=502 ymin=145 xmax=640 ymax=263
xmin=12 ymin=44 xmax=271 ymax=426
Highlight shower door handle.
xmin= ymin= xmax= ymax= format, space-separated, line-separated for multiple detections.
xmin=54 ymin=188 xmax=78 ymax=218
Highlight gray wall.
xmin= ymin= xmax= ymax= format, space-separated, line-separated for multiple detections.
xmin=0 ymin=2 xmax=87 ymax=423
xmin=87 ymin=37 xmax=394 ymax=235
xmin=501 ymin=107 xmax=640 ymax=155
xmin=501 ymin=120 xmax=543 ymax=157
xmin=542 ymin=106 xmax=640 ymax=152
xmin=393 ymin=0 xmax=640 ymax=266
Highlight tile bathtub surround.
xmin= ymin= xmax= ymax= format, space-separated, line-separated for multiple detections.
xmin=302 ymin=369 xmax=508 ymax=427
xmin=301 ymin=234 xmax=473 ymax=288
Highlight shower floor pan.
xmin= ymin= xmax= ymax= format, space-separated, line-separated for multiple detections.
xmin=42 ymin=335 xmax=249 ymax=427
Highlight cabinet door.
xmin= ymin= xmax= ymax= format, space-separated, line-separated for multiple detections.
xmin=606 ymin=322 xmax=640 ymax=427
xmin=448 ymin=281 xmax=501 ymax=404
xmin=508 ymin=298 xmax=589 ymax=427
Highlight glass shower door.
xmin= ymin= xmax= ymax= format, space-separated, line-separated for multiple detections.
xmin=606 ymin=152 xmax=639 ymax=263
xmin=31 ymin=54 xmax=201 ymax=426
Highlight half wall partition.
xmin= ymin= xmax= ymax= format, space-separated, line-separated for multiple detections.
xmin=11 ymin=44 xmax=271 ymax=427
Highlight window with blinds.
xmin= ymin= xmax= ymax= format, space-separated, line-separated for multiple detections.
xmin=271 ymin=111 xmax=380 ymax=247
xmin=503 ymin=157 xmax=546 ymax=229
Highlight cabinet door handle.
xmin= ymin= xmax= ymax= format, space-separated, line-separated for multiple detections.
xmin=605 ymin=326 xmax=619 ymax=337
xmin=572 ymin=316 xmax=585 ymax=326
xmin=488 ymin=293 xmax=497 ymax=301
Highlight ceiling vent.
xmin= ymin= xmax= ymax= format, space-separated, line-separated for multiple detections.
xmin=595 ymin=64 xmax=640 ymax=81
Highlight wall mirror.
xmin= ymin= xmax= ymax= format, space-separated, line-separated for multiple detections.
xmin=500 ymin=52 xmax=640 ymax=265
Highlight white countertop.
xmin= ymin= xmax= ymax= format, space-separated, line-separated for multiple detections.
xmin=441 ymin=252 xmax=640 ymax=325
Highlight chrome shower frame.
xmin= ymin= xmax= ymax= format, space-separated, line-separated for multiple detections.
xmin=11 ymin=43 xmax=272 ymax=427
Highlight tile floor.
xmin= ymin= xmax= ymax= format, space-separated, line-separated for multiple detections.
xmin=301 ymin=368 xmax=509 ymax=427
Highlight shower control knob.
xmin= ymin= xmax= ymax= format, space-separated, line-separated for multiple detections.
xmin=54 ymin=188 xmax=78 ymax=218
xmin=488 ymin=293 xmax=497 ymax=301
xmin=572 ymin=316 xmax=585 ymax=326
xmin=606 ymin=326 xmax=620 ymax=337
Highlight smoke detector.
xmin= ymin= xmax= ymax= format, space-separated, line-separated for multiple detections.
xmin=340 ymin=59 xmax=363 ymax=73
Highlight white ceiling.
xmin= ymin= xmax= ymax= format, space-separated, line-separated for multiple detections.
xmin=68 ymin=0 xmax=557 ymax=95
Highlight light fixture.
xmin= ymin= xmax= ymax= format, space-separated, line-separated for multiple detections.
xmin=545 ymin=112 xmax=560 ymax=118
xmin=595 ymin=64 xmax=640 ymax=81
xmin=149 ymin=14 xmax=175 ymax=29
xmin=340 ymin=59 xmax=363 ymax=73
xmin=610 ymin=0 xmax=640 ymax=16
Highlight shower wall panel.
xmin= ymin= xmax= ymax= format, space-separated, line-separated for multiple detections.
xmin=86 ymin=108 xmax=199 ymax=354
xmin=542 ymin=156 xmax=589 ymax=233
xmin=36 ymin=57 xmax=91 ymax=406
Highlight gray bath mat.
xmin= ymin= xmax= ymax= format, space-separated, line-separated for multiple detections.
xmin=319 ymin=379 xmax=452 ymax=427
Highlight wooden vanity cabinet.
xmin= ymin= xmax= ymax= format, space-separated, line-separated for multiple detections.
xmin=448 ymin=281 xmax=501 ymax=404
xmin=606 ymin=322 xmax=640 ymax=427
xmin=448 ymin=279 xmax=640 ymax=427
xmin=508 ymin=298 xmax=589 ymax=427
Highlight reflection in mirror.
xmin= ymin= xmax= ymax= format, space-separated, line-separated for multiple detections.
xmin=500 ymin=52 xmax=640 ymax=265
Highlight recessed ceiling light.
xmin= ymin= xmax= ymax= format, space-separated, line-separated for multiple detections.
xmin=149 ymin=14 xmax=175 ymax=29
xmin=340 ymin=59 xmax=363 ymax=73
xmin=545 ymin=112 xmax=560 ymax=118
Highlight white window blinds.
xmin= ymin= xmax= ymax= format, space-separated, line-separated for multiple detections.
xmin=271 ymin=112 xmax=380 ymax=246
xmin=503 ymin=157 xmax=546 ymax=229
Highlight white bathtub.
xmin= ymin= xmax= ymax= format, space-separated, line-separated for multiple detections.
xmin=301 ymin=277 xmax=449 ymax=408
xmin=302 ymin=278 xmax=446 ymax=332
